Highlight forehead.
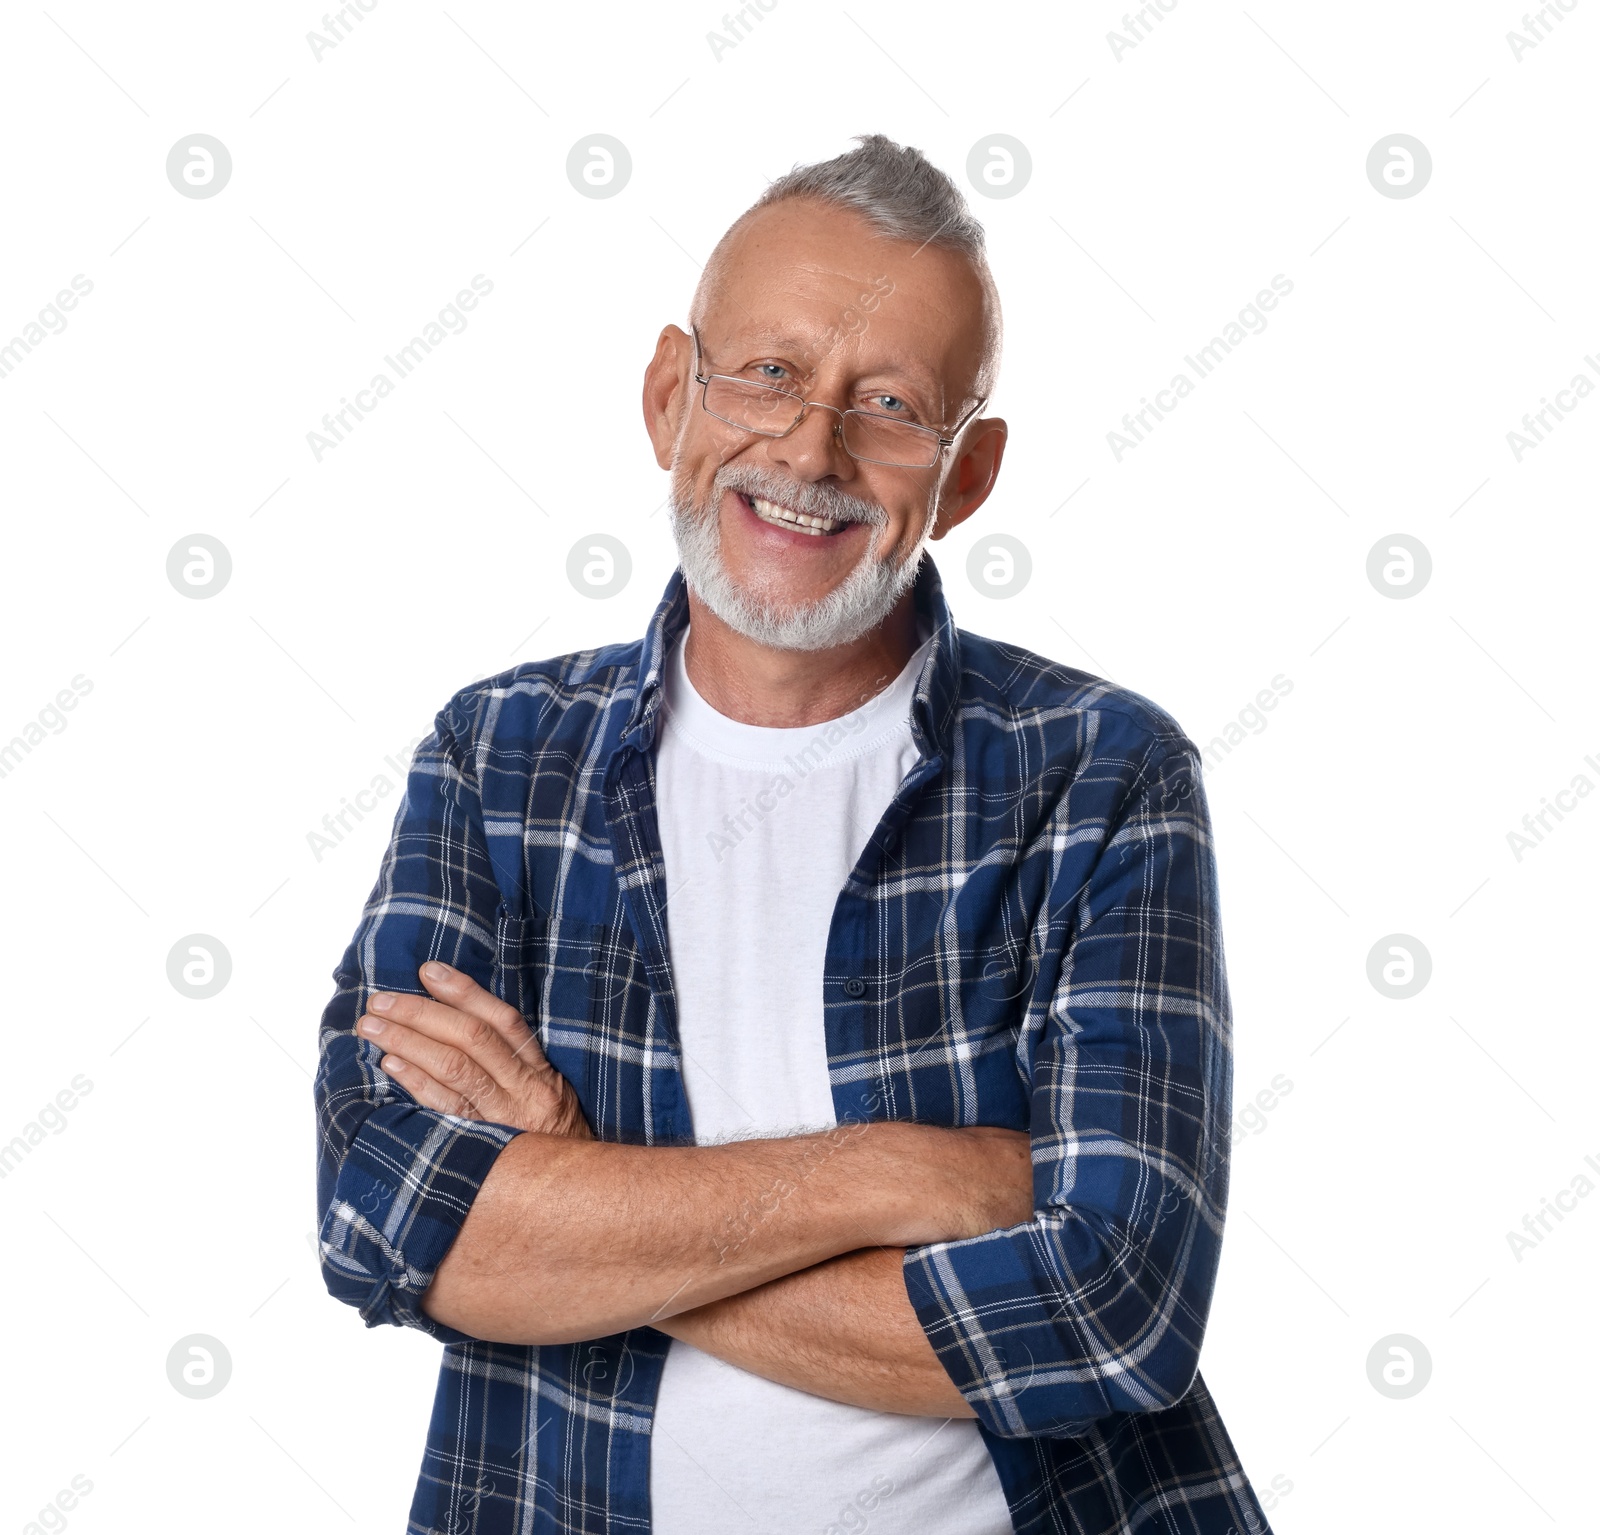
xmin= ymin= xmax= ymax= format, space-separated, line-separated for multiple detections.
xmin=706 ymin=323 xmax=943 ymax=392
xmin=699 ymin=198 xmax=985 ymax=394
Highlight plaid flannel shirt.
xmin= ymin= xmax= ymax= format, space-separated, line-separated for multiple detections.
xmin=314 ymin=554 xmax=1272 ymax=1535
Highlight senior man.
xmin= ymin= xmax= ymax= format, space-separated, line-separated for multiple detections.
xmin=315 ymin=134 xmax=1271 ymax=1535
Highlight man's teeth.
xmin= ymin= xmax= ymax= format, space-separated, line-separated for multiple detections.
xmin=747 ymin=495 xmax=843 ymax=536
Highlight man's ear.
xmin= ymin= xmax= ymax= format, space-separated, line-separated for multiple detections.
xmin=931 ymin=417 xmax=1008 ymax=540
xmin=643 ymin=325 xmax=692 ymax=471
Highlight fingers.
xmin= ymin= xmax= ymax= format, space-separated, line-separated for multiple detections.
xmin=373 ymin=1051 xmax=482 ymax=1120
xmin=359 ymin=1009 xmax=507 ymax=1119
xmin=361 ymin=981 xmax=536 ymax=1096
xmin=357 ymin=963 xmax=592 ymax=1139
xmin=416 ymin=961 xmax=554 ymax=1071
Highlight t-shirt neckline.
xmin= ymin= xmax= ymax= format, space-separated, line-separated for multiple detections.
xmin=662 ymin=619 xmax=933 ymax=771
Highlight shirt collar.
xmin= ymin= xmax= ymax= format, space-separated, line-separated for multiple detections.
xmin=618 ymin=554 xmax=962 ymax=762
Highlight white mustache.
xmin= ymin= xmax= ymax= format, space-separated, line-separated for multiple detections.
xmin=715 ymin=473 xmax=885 ymax=528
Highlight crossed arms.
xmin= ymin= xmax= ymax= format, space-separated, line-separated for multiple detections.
xmin=314 ymin=718 xmax=1230 ymax=1439
xmin=350 ymin=963 xmax=1034 ymax=1416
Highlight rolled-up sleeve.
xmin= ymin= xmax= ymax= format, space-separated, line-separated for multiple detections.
xmin=313 ymin=692 xmax=522 ymax=1345
xmin=903 ymin=740 xmax=1233 ymax=1439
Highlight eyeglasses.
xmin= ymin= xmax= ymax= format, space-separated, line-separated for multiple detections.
xmin=690 ymin=325 xmax=986 ymax=469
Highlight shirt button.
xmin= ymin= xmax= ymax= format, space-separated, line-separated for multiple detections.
xmin=842 ymin=977 xmax=866 ymax=998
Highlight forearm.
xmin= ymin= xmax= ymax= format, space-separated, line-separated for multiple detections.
xmin=656 ymin=1245 xmax=975 ymax=1418
xmin=421 ymin=1120 xmax=1014 ymax=1345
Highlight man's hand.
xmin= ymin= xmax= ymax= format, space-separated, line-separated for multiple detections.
xmin=365 ymin=963 xmax=1037 ymax=1349
xmin=356 ymin=961 xmax=592 ymax=1139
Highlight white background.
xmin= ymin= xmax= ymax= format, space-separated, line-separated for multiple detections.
xmin=1 ymin=2 xmax=1595 ymax=1531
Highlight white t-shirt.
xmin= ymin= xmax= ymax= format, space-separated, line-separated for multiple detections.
xmin=648 ymin=623 xmax=1014 ymax=1535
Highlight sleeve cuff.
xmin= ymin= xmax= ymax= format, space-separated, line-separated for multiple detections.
xmin=320 ymin=1102 xmax=521 ymax=1345
xmin=902 ymin=1226 xmax=1118 ymax=1439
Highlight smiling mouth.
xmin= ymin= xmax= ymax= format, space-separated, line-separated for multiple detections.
xmin=738 ymin=492 xmax=852 ymax=537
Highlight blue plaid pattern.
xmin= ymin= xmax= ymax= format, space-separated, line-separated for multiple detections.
xmin=314 ymin=555 xmax=1272 ymax=1534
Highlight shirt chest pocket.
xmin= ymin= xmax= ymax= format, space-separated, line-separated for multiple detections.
xmin=491 ymin=909 xmax=653 ymax=1139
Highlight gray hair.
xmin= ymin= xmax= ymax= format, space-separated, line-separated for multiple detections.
xmin=751 ymin=132 xmax=988 ymax=262
xmin=692 ymin=133 xmax=1002 ymax=405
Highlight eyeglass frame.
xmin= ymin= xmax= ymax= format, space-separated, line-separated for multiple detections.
xmin=689 ymin=324 xmax=988 ymax=469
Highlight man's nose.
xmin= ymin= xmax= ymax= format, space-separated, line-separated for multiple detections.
xmin=766 ymin=401 xmax=856 ymax=481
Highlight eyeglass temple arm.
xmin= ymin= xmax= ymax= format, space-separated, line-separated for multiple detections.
xmin=939 ymin=394 xmax=989 ymax=446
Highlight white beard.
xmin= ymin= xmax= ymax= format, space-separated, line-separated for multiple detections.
xmin=666 ymin=457 xmax=934 ymax=653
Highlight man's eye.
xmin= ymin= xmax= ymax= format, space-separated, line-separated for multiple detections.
xmin=869 ymin=394 xmax=910 ymax=416
xmin=753 ymin=363 xmax=790 ymax=382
